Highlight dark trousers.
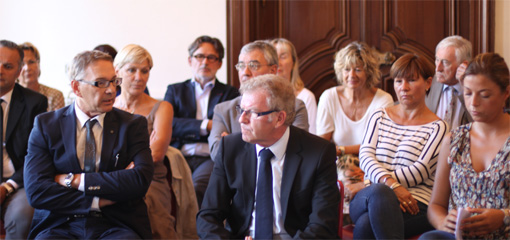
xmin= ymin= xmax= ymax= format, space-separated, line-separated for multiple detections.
xmin=185 ymin=155 xmax=214 ymax=208
xmin=35 ymin=214 xmax=140 ymax=239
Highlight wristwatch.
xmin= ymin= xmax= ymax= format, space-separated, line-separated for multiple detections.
xmin=64 ymin=173 xmax=74 ymax=188
xmin=502 ymin=209 xmax=510 ymax=226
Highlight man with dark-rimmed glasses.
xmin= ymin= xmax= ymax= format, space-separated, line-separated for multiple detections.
xmin=164 ymin=36 xmax=239 ymax=208
xmin=24 ymin=50 xmax=154 ymax=239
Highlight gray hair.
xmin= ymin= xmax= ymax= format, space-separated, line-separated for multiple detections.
xmin=67 ymin=50 xmax=113 ymax=82
xmin=0 ymin=40 xmax=24 ymax=71
xmin=240 ymin=40 xmax=278 ymax=66
xmin=436 ymin=35 xmax=472 ymax=63
xmin=240 ymin=74 xmax=296 ymax=126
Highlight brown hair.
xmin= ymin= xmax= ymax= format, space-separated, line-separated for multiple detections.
xmin=461 ymin=53 xmax=509 ymax=92
xmin=188 ymin=35 xmax=224 ymax=61
xmin=390 ymin=53 xmax=435 ymax=81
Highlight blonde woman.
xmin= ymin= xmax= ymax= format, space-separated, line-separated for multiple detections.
xmin=271 ymin=38 xmax=317 ymax=134
xmin=113 ymin=44 xmax=176 ymax=239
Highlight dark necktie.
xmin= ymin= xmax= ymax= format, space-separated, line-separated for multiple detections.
xmin=0 ymin=99 xmax=4 ymax=179
xmin=84 ymin=119 xmax=97 ymax=173
xmin=255 ymin=148 xmax=274 ymax=240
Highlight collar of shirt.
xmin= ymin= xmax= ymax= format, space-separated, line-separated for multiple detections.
xmin=191 ymin=78 xmax=215 ymax=94
xmin=1 ymin=88 xmax=13 ymax=107
xmin=255 ymin=126 xmax=290 ymax=165
xmin=442 ymin=82 xmax=462 ymax=96
xmin=74 ymin=102 xmax=106 ymax=128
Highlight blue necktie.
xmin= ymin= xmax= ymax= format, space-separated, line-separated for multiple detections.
xmin=255 ymin=148 xmax=274 ymax=240
xmin=84 ymin=119 xmax=97 ymax=173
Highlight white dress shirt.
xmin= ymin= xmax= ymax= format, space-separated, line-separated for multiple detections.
xmin=180 ymin=78 xmax=215 ymax=157
xmin=249 ymin=127 xmax=290 ymax=238
xmin=1 ymin=89 xmax=17 ymax=188
xmin=74 ymin=102 xmax=105 ymax=210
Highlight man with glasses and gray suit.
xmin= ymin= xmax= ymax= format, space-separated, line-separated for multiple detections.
xmin=208 ymin=40 xmax=309 ymax=161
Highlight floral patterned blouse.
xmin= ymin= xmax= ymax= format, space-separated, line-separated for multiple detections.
xmin=448 ymin=123 xmax=510 ymax=239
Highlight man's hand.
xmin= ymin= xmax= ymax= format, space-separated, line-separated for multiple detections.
xmin=221 ymin=131 xmax=229 ymax=137
xmin=456 ymin=62 xmax=468 ymax=81
xmin=99 ymin=198 xmax=116 ymax=207
xmin=207 ymin=120 xmax=213 ymax=132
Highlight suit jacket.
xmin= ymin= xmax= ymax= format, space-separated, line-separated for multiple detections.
xmin=164 ymin=79 xmax=239 ymax=149
xmin=4 ymin=83 xmax=47 ymax=185
xmin=208 ymin=96 xmax=310 ymax=161
xmin=24 ymin=104 xmax=154 ymax=239
xmin=197 ymin=126 xmax=339 ymax=239
xmin=425 ymin=79 xmax=472 ymax=127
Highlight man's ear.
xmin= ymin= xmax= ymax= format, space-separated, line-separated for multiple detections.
xmin=274 ymin=111 xmax=287 ymax=128
xmin=71 ymin=80 xmax=82 ymax=97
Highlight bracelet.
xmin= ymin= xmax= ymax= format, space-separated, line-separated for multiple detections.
xmin=390 ymin=182 xmax=401 ymax=190
xmin=1 ymin=182 xmax=15 ymax=196
xmin=382 ymin=175 xmax=391 ymax=184
xmin=364 ymin=179 xmax=371 ymax=187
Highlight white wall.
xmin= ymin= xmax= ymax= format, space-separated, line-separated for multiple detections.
xmin=0 ymin=0 xmax=227 ymax=100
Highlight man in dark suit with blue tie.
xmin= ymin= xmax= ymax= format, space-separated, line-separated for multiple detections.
xmin=0 ymin=40 xmax=47 ymax=239
xmin=197 ymin=74 xmax=339 ymax=239
xmin=164 ymin=36 xmax=239 ymax=207
xmin=24 ymin=50 xmax=154 ymax=239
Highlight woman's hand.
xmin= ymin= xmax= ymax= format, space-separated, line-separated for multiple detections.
xmin=436 ymin=208 xmax=458 ymax=233
xmin=393 ymin=186 xmax=419 ymax=215
xmin=460 ymin=208 xmax=505 ymax=237
xmin=344 ymin=182 xmax=365 ymax=201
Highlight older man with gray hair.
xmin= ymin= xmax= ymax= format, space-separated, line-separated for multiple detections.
xmin=208 ymin=40 xmax=309 ymax=161
xmin=198 ymin=74 xmax=339 ymax=239
xmin=426 ymin=35 xmax=473 ymax=130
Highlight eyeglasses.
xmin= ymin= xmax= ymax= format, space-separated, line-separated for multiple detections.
xmin=77 ymin=77 xmax=122 ymax=88
xmin=193 ymin=54 xmax=220 ymax=63
xmin=236 ymin=105 xmax=277 ymax=119
xmin=235 ymin=61 xmax=273 ymax=72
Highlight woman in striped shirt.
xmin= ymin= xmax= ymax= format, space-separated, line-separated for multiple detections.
xmin=346 ymin=53 xmax=448 ymax=239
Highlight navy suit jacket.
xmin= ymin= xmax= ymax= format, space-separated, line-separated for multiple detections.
xmin=197 ymin=126 xmax=339 ymax=239
xmin=164 ymin=79 xmax=239 ymax=149
xmin=4 ymin=83 xmax=47 ymax=186
xmin=24 ymin=104 xmax=154 ymax=239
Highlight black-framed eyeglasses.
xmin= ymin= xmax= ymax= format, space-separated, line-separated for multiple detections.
xmin=193 ymin=54 xmax=220 ymax=63
xmin=77 ymin=77 xmax=122 ymax=88
xmin=236 ymin=105 xmax=277 ymax=118
xmin=235 ymin=61 xmax=273 ymax=72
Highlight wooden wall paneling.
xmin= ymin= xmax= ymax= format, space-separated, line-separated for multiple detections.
xmin=226 ymin=0 xmax=494 ymax=102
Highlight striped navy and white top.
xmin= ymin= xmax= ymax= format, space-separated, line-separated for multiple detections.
xmin=359 ymin=109 xmax=448 ymax=205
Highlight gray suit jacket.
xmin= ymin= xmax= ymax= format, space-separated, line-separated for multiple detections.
xmin=425 ymin=78 xmax=472 ymax=129
xmin=208 ymin=96 xmax=309 ymax=161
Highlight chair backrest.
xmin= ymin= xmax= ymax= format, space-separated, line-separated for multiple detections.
xmin=337 ymin=180 xmax=344 ymax=238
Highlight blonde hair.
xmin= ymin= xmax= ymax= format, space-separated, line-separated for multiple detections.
xmin=270 ymin=38 xmax=304 ymax=91
xmin=334 ymin=41 xmax=380 ymax=88
xmin=114 ymin=44 xmax=153 ymax=71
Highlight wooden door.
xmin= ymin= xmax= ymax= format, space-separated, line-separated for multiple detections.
xmin=227 ymin=0 xmax=494 ymax=101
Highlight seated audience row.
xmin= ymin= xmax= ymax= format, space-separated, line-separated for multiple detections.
xmin=2 ymin=33 xmax=509 ymax=239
